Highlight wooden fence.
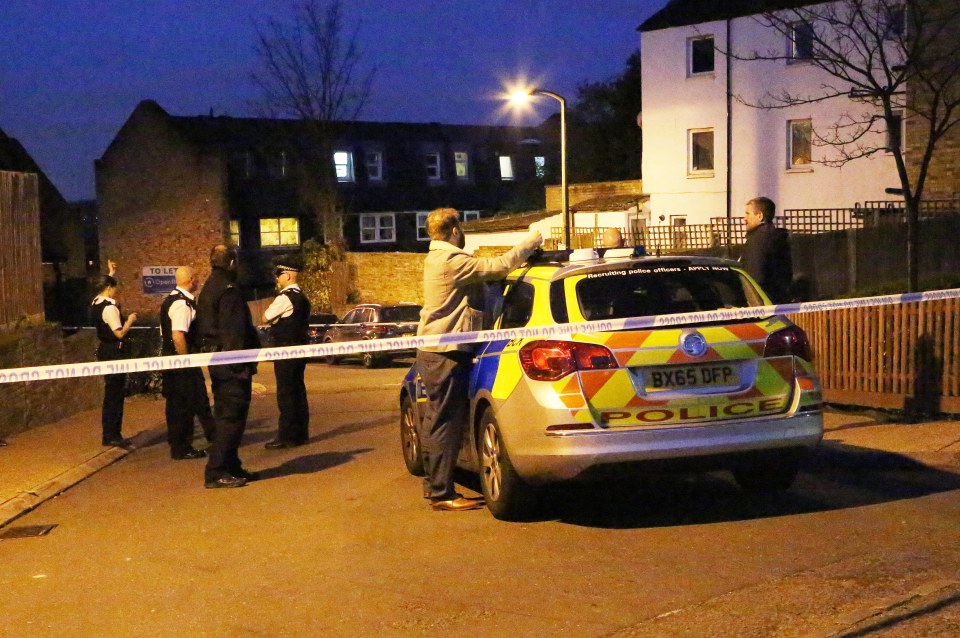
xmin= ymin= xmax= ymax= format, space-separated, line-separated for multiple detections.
xmin=0 ymin=171 xmax=44 ymax=328
xmin=790 ymin=297 xmax=960 ymax=414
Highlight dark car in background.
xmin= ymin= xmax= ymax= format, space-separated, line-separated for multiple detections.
xmin=323 ymin=303 xmax=422 ymax=368
xmin=306 ymin=312 xmax=340 ymax=345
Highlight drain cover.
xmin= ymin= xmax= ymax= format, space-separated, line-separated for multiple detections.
xmin=0 ymin=524 xmax=57 ymax=540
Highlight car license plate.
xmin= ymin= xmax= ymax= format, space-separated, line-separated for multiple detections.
xmin=644 ymin=364 xmax=740 ymax=391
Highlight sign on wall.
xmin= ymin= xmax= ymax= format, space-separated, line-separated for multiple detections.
xmin=142 ymin=266 xmax=178 ymax=295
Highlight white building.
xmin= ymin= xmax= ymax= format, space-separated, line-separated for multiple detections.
xmin=639 ymin=0 xmax=902 ymax=227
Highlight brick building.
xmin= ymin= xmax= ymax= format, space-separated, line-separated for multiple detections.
xmin=96 ymin=100 xmax=557 ymax=314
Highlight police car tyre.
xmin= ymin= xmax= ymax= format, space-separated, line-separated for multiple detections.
xmin=478 ymin=406 xmax=536 ymax=521
xmin=732 ymin=449 xmax=802 ymax=492
xmin=400 ymin=394 xmax=425 ymax=476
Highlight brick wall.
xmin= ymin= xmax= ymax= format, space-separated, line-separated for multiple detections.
xmin=0 ymin=326 xmax=101 ymax=437
xmin=96 ymin=104 xmax=227 ymax=318
xmin=344 ymin=252 xmax=425 ymax=314
xmin=545 ymin=179 xmax=644 ymax=212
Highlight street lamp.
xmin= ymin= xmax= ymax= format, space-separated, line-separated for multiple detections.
xmin=509 ymin=87 xmax=570 ymax=249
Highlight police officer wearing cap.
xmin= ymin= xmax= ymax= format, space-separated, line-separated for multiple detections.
xmin=91 ymin=259 xmax=138 ymax=447
xmin=262 ymin=261 xmax=311 ymax=448
xmin=159 ymin=266 xmax=215 ymax=460
xmin=194 ymin=245 xmax=261 ymax=489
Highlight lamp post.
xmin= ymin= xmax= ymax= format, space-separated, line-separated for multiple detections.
xmin=510 ymin=88 xmax=570 ymax=249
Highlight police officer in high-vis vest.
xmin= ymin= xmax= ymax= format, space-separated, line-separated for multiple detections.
xmin=159 ymin=266 xmax=215 ymax=460
xmin=194 ymin=245 xmax=261 ymax=489
xmin=262 ymin=261 xmax=312 ymax=448
xmin=91 ymin=259 xmax=137 ymax=447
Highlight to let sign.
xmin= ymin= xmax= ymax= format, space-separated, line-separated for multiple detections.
xmin=142 ymin=266 xmax=178 ymax=295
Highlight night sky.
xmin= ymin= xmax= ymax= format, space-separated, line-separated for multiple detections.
xmin=0 ymin=1 xmax=666 ymax=201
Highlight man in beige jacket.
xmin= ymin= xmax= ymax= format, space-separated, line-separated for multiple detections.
xmin=416 ymin=207 xmax=542 ymax=511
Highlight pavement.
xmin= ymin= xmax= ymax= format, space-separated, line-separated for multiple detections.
xmin=1 ymin=396 xmax=959 ymax=530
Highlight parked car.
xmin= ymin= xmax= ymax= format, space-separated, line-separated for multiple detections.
xmin=258 ymin=312 xmax=339 ymax=349
xmin=323 ymin=303 xmax=422 ymax=368
xmin=399 ymin=249 xmax=823 ymax=520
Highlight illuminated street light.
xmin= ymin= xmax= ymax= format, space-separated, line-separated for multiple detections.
xmin=508 ymin=87 xmax=570 ymax=249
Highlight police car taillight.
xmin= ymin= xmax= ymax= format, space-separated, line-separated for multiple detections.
xmin=764 ymin=325 xmax=813 ymax=361
xmin=519 ymin=340 xmax=618 ymax=381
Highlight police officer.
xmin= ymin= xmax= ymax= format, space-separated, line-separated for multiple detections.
xmin=262 ymin=261 xmax=311 ymax=448
xmin=159 ymin=266 xmax=215 ymax=460
xmin=91 ymin=259 xmax=137 ymax=447
xmin=194 ymin=245 xmax=260 ymax=489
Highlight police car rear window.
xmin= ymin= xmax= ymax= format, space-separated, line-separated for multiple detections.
xmin=570 ymin=264 xmax=763 ymax=322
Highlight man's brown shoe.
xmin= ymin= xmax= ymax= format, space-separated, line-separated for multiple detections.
xmin=430 ymin=496 xmax=485 ymax=511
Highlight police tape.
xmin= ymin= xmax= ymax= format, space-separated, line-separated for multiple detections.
xmin=1 ymin=287 xmax=958 ymax=385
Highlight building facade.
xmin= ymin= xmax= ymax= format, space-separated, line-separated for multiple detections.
xmin=96 ymin=100 xmax=557 ymax=313
xmin=639 ymin=0 xmax=903 ymax=226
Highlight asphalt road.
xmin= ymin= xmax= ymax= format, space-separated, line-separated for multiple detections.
xmin=1 ymin=360 xmax=958 ymax=638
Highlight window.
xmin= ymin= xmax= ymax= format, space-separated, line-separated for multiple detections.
xmin=886 ymin=110 xmax=904 ymax=152
xmin=365 ymin=151 xmax=383 ymax=181
xmin=534 ymin=156 xmax=546 ymax=178
xmin=689 ymin=36 xmax=715 ymax=75
xmin=790 ymin=22 xmax=815 ymax=61
xmin=228 ymin=220 xmax=240 ymax=246
xmin=688 ymin=129 xmax=714 ymax=174
xmin=788 ymin=118 xmax=813 ymax=168
xmin=425 ymin=152 xmax=442 ymax=180
xmin=416 ymin=211 xmax=430 ymax=241
xmin=500 ymin=282 xmax=535 ymax=329
xmin=499 ymin=155 xmax=514 ymax=181
xmin=359 ymin=213 xmax=396 ymax=243
xmin=334 ymin=151 xmax=354 ymax=182
xmin=268 ymin=152 xmax=287 ymax=179
xmin=462 ymin=210 xmax=480 ymax=222
xmin=882 ymin=3 xmax=906 ymax=40
xmin=454 ymin=151 xmax=469 ymax=178
xmin=234 ymin=151 xmax=255 ymax=179
xmin=260 ymin=217 xmax=300 ymax=247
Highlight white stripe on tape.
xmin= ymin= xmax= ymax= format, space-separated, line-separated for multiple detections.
xmin=1 ymin=288 xmax=958 ymax=385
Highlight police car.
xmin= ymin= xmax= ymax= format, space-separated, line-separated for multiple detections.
xmin=399 ymin=248 xmax=823 ymax=520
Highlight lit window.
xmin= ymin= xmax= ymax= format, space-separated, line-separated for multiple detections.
xmin=462 ymin=210 xmax=480 ymax=222
xmin=790 ymin=22 xmax=815 ymax=61
xmin=260 ymin=217 xmax=300 ymax=247
xmin=454 ymin=151 xmax=469 ymax=178
xmin=228 ymin=220 xmax=240 ymax=246
xmin=788 ymin=119 xmax=813 ymax=168
xmin=499 ymin=156 xmax=514 ymax=181
xmin=886 ymin=110 xmax=904 ymax=152
xmin=689 ymin=36 xmax=715 ymax=75
xmin=688 ymin=129 xmax=714 ymax=174
xmin=334 ymin=151 xmax=354 ymax=182
xmin=360 ymin=213 xmax=396 ymax=243
xmin=534 ymin=156 xmax=546 ymax=178
xmin=416 ymin=211 xmax=429 ymax=241
xmin=366 ymin=151 xmax=383 ymax=181
xmin=425 ymin=152 xmax=442 ymax=180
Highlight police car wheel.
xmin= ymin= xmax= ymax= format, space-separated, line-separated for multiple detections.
xmin=400 ymin=394 xmax=425 ymax=476
xmin=732 ymin=450 xmax=801 ymax=492
xmin=478 ymin=406 xmax=536 ymax=521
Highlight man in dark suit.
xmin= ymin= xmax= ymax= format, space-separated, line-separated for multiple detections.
xmin=741 ymin=197 xmax=793 ymax=303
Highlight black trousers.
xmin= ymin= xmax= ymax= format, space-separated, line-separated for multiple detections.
xmin=163 ymin=367 xmax=215 ymax=456
xmin=101 ymin=372 xmax=126 ymax=443
xmin=205 ymin=364 xmax=252 ymax=481
xmin=416 ymin=350 xmax=473 ymax=501
xmin=274 ymin=358 xmax=309 ymax=443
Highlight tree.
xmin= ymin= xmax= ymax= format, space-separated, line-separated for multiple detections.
xmin=252 ymin=0 xmax=375 ymax=245
xmin=567 ymin=51 xmax=642 ymax=183
xmin=732 ymin=0 xmax=960 ymax=292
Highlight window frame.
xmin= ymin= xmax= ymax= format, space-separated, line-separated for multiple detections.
xmin=259 ymin=217 xmax=301 ymax=248
xmin=687 ymin=128 xmax=715 ymax=176
xmin=359 ymin=213 xmax=396 ymax=244
xmin=462 ymin=210 xmax=480 ymax=222
xmin=534 ymin=155 xmax=546 ymax=179
xmin=228 ymin=220 xmax=241 ymax=246
xmin=416 ymin=211 xmax=430 ymax=241
xmin=425 ymin=151 xmax=442 ymax=181
xmin=365 ymin=150 xmax=383 ymax=181
xmin=787 ymin=118 xmax=813 ymax=169
xmin=789 ymin=21 xmax=815 ymax=62
xmin=454 ymin=151 xmax=469 ymax=179
xmin=334 ymin=150 xmax=355 ymax=183
xmin=688 ymin=35 xmax=715 ymax=76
